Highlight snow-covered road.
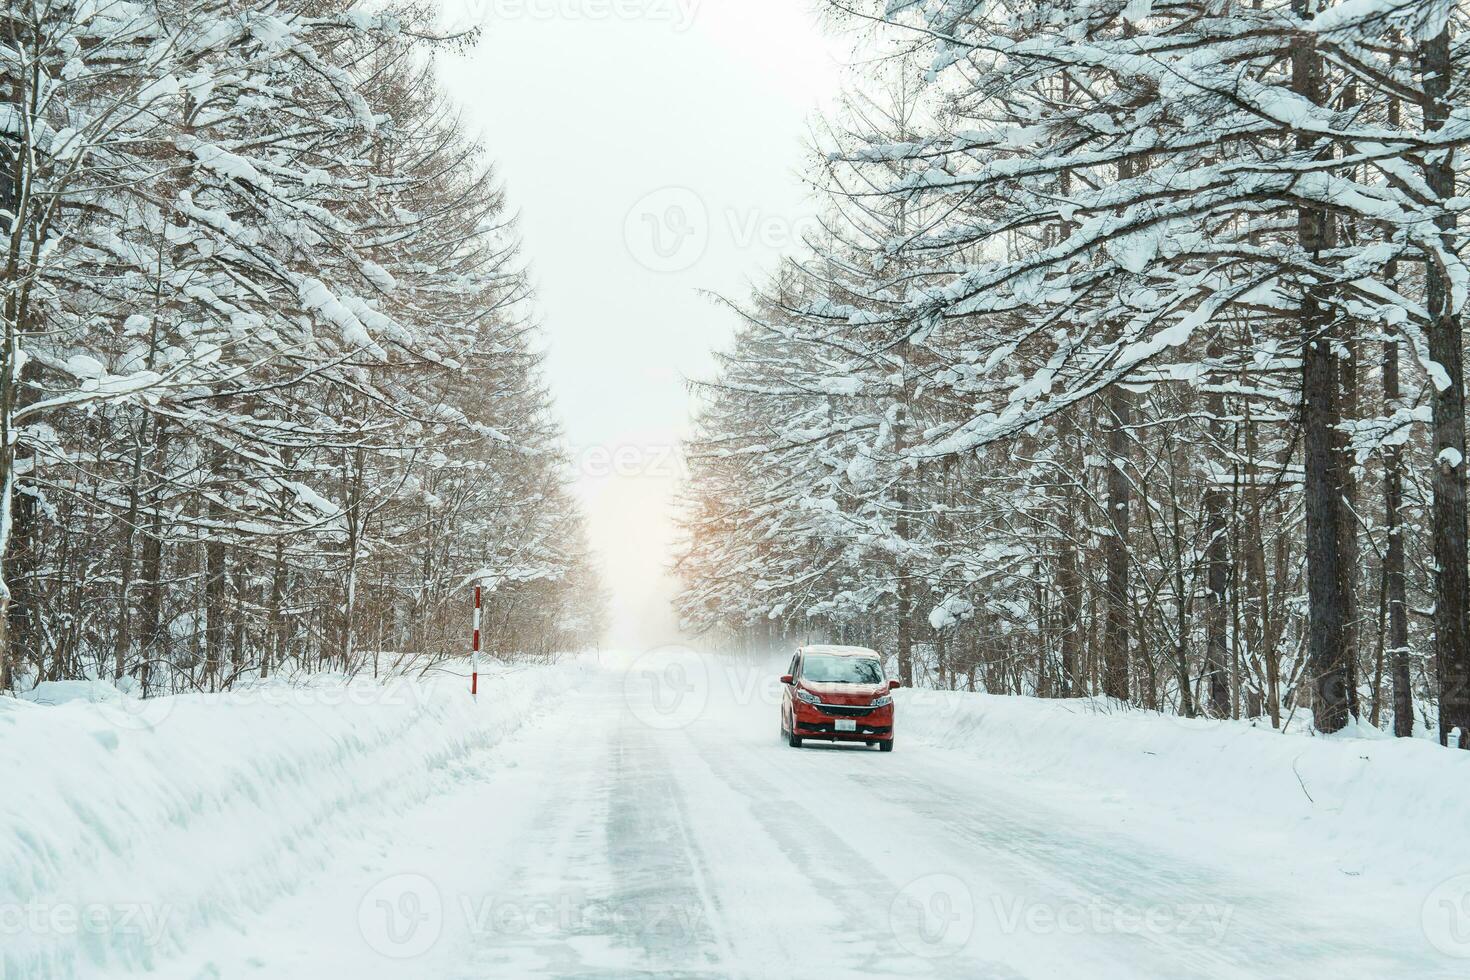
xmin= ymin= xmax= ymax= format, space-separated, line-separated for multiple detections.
xmin=147 ymin=652 xmax=1460 ymax=979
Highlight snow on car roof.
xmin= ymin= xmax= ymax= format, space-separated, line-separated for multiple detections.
xmin=798 ymin=644 xmax=880 ymax=657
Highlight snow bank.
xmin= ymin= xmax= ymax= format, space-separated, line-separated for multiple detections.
xmin=899 ymin=689 xmax=1470 ymax=885
xmin=1 ymin=660 xmax=591 ymax=979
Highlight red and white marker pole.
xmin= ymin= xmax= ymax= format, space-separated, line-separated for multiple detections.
xmin=471 ymin=585 xmax=481 ymax=698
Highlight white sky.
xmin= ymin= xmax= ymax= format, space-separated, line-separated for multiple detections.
xmin=439 ymin=1 xmax=851 ymax=650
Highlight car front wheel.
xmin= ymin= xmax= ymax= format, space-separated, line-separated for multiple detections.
xmin=878 ymin=739 xmax=894 ymax=752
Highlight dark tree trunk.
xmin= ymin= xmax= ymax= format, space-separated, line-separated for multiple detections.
xmin=265 ymin=536 xmax=285 ymax=680
xmin=1057 ymin=512 xmax=1082 ymax=698
xmin=137 ymin=420 xmax=169 ymax=686
xmin=895 ymin=576 xmax=914 ymax=687
xmin=6 ymin=482 xmax=39 ymax=682
xmin=204 ymin=453 xmax=228 ymax=690
xmin=1294 ymin=7 xmax=1349 ymax=733
xmin=1338 ymin=335 xmax=1361 ymax=719
xmin=1102 ymin=386 xmax=1131 ymax=702
xmin=3 ymin=356 xmax=42 ymax=688
xmin=0 ymin=75 xmax=21 ymax=692
xmin=1056 ymin=416 xmax=1083 ymax=697
xmin=1167 ymin=443 xmax=1195 ymax=718
xmin=1302 ymin=297 xmax=1348 ymax=732
xmin=1382 ymin=90 xmax=1413 ymax=740
xmin=1203 ymin=444 xmax=1231 ymax=716
xmin=1421 ymin=28 xmax=1470 ymax=748
xmin=893 ymin=396 xmax=914 ymax=686
xmin=340 ymin=442 xmax=367 ymax=671
xmin=1384 ymin=314 xmax=1413 ymax=737
xmin=114 ymin=418 xmax=148 ymax=682
xmin=139 ymin=530 xmax=163 ymax=659
xmin=205 ymin=535 xmax=226 ymax=688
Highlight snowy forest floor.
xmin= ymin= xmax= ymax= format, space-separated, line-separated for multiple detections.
xmin=5 ymin=651 xmax=1470 ymax=978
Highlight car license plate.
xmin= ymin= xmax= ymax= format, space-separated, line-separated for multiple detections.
xmin=834 ymin=719 xmax=857 ymax=732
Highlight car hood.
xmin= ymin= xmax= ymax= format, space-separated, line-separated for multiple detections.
xmin=801 ymin=681 xmax=887 ymax=705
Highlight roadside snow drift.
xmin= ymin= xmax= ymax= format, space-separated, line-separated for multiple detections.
xmin=898 ymin=688 xmax=1470 ymax=888
xmin=9 ymin=656 xmax=1470 ymax=979
xmin=1 ymin=661 xmax=590 ymax=979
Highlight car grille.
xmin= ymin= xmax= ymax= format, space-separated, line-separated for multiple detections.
xmin=817 ymin=703 xmax=875 ymax=717
xmin=797 ymin=721 xmax=892 ymax=735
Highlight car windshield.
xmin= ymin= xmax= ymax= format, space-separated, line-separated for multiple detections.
xmin=801 ymin=654 xmax=883 ymax=685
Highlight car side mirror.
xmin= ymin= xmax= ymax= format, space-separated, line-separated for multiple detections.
xmin=888 ymin=679 xmax=901 ymax=690
xmin=780 ymin=674 xmax=794 ymax=685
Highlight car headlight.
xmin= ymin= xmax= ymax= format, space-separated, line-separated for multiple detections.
xmin=795 ymin=688 xmax=821 ymax=705
xmin=871 ymin=695 xmax=893 ymax=707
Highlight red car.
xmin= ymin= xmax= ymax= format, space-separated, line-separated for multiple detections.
xmin=780 ymin=644 xmax=900 ymax=751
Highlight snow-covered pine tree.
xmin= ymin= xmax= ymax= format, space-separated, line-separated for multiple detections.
xmin=0 ymin=0 xmax=604 ymax=692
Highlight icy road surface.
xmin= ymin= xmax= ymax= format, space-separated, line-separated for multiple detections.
xmin=158 ymin=651 xmax=1461 ymax=979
